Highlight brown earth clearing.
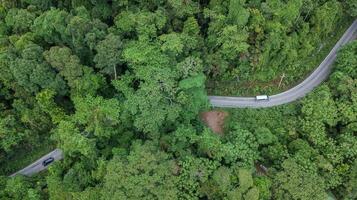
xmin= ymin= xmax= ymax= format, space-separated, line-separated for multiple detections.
xmin=200 ymin=111 xmax=228 ymax=135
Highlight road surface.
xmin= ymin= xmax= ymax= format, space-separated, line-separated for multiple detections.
xmin=10 ymin=19 xmax=357 ymax=177
xmin=209 ymin=19 xmax=357 ymax=108
xmin=9 ymin=149 xmax=63 ymax=177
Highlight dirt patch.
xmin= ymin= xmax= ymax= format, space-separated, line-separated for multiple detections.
xmin=200 ymin=111 xmax=228 ymax=135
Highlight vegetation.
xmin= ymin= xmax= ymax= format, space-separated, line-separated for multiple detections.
xmin=0 ymin=0 xmax=356 ymax=200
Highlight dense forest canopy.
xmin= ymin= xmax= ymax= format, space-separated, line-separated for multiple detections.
xmin=0 ymin=0 xmax=356 ymax=199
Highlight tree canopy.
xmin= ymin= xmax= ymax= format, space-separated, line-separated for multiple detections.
xmin=0 ymin=1 xmax=356 ymax=200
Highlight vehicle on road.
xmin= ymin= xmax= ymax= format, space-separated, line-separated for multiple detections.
xmin=255 ymin=95 xmax=269 ymax=101
xmin=42 ymin=157 xmax=55 ymax=166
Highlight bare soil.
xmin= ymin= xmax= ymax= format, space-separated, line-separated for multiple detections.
xmin=200 ymin=111 xmax=228 ymax=135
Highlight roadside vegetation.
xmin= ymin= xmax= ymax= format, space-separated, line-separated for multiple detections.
xmin=0 ymin=0 xmax=356 ymax=200
xmin=207 ymin=16 xmax=353 ymax=96
xmin=0 ymin=138 xmax=54 ymax=175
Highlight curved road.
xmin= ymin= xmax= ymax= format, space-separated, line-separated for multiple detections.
xmin=9 ymin=19 xmax=357 ymax=177
xmin=209 ymin=19 xmax=357 ymax=108
xmin=9 ymin=149 xmax=63 ymax=177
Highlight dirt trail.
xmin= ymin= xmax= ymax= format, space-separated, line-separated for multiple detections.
xmin=200 ymin=111 xmax=228 ymax=135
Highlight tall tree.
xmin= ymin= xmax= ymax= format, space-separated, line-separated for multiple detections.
xmin=101 ymin=141 xmax=179 ymax=200
xmin=94 ymin=34 xmax=123 ymax=79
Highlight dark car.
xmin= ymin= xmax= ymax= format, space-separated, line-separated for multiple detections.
xmin=42 ymin=157 xmax=55 ymax=166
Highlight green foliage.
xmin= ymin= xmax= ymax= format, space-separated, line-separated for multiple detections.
xmin=227 ymin=0 xmax=249 ymax=27
xmin=0 ymin=2 xmax=356 ymax=200
xmin=101 ymin=141 xmax=179 ymax=200
xmin=312 ymin=1 xmax=342 ymax=38
xmin=43 ymin=46 xmax=104 ymax=96
xmin=254 ymin=177 xmax=272 ymax=200
xmin=2 ymin=176 xmax=41 ymax=200
xmin=54 ymin=121 xmax=96 ymax=159
xmin=273 ymin=159 xmax=328 ymax=200
xmin=5 ymin=8 xmax=35 ymax=33
xmin=94 ymin=34 xmax=122 ymax=79
xmin=0 ymin=114 xmax=26 ymax=152
xmin=343 ymin=160 xmax=357 ymax=199
xmin=72 ymin=95 xmax=121 ymax=138
xmin=200 ymin=167 xmax=261 ymax=200
xmin=36 ymin=89 xmax=66 ymax=124
xmin=346 ymin=0 xmax=357 ymax=17
xmin=167 ymin=0 xmax=199 ymax=18
xmin=32 ymin=8 xmax=70 ymax=44
xmin=254 ymin=127 xmax=277 ymax=145
xmin=301 ymin=85 xmax=338 ymax=146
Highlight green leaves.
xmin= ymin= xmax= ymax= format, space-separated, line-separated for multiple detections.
xmin=273 ymin=159 xmax=328 ymax=200
xmin=0 ymin=115 xmax=26 ymax=152
xmin=54 ymin=121 xmax=96 ymax=159
xmin=115 ymin=40 xmax=207 ymax=137
xmin=312 ymin=0 xmax=342 ymax=38
xmin=0 ymin=2 xmax=356 ymax=200
xmin=3 ymin=176 xmax=40 ymax=200
xmin=94 ymin=34 xmax=123 ymax=78
xmin=178 ymin=74 xmax=205 ymax=90
xmin=101 ymin=141 xmax=179 ymax=200
xmin=5 ymin=8 xmax=35 ymax=33
xmin=167 ymin=0 xmax=199 ymax=18
xmin=197 ymin=125 xmax=259 ymax=166
xmin=159 ymin=33 xmax=184 ymax=56
xmin=114 ymin=10 xmax=167 ymax=40
xmin=36 ymin=89 xmax=66 ymax=124
xmin=227 ymin=0 xmax=250 ymax=27
xmin=44 ymin=46 xmax=104 ymax=96
xmin=346 ymin=0 xmax=357 ymax=17
xmin=301 ymin=86 xmax=338 ymax=146
xmin=32 ymin=8 xmax=70 ymax=44
xmin=73 ymin=95 xmax=121 ymax=138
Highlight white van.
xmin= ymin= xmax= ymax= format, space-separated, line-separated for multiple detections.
xmin=255 ymin=95 xmax=269 ymax=101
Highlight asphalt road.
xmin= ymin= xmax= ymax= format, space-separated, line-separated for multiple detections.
xmin=9 ymin=149 xmax=63 ymax=177
xmin=10 ymin=20 xmax=357 ymax=177
xmin=209 ymin=19 xmax=357 ymax=108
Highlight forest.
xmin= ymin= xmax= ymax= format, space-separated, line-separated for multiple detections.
xmin=0 ymin=0 xmax=356 ymax=199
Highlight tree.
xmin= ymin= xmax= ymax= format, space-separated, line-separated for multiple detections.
xmin=2 ymin=176 xmax=41 ymax=200
xmin=312 ymin=1 xmax=342 ymax=39
xmin=301 ymin=85 xmax=338 ymax=146
xmin=54 ymin=121 xmax=96 ymax=159
xmin=5 ymin=8 xmax=35 ymax=33
xmin=167 ymin=0 xmax=199 ymax=18
xmin=20 ymin=0 xmax=54 ymax=10
xmin=177 ymin=155 xmax=219 ymax=199
xmin=101 ymin=141 xmax=179 ymax=200
xmin=72 ymin=95 xmax=121 ymax=139
xmin=114 ymin=9 xmax=167 ymax=41
xmin=66 ymin=6 xmax=92 ymax=56
xmin=200 ymin=167 xmax=260 ymax=200
xmin=0 ymin=114 xmax=26 ymax=152
xmin=181 ymin=17 xmax=202 ymax=53
xmin=341 ymin=160 xmax=357 ymax=199
xmin=346 ymin=0 xmax=357 ymax=17
xmin=32 ymin=8 xmax=70 ymax=44
xmin=254 ymin=177 xmax=272 ymax=200
xmin=36 ymin=89 xmax=66 ymax=124
xmin=43 ymin=46 xmax=104 ymax=96
xmin=113 ymin=39 xmax=206 ymax=137
xmin=224 ymin=125 xmax=259 ymax=165
xmin=254 ymin=127 xmax=278 ymax=146
xmin=159 ymin=33 xmax=184 ymax=57
xmin=200 ymin=166 xmax=233 ymax=199
xmin=227 ymin=0 xmax=250 ymax=27
xmin=94 ymin=34 xmax=123 ymax=79
xmin=273 ymin=159 xmax=328 ymax=200
xmin=9 ymin=43 xmax=67 ymax=95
